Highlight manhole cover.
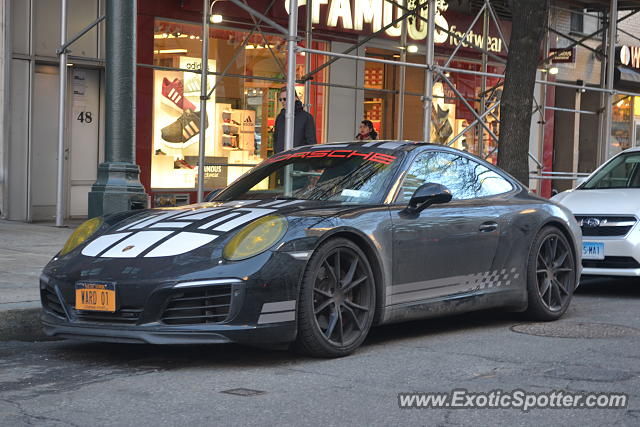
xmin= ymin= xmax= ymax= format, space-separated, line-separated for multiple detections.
xmin=220 ymin=388 xmax=266 ymax=397
xmin=511 ymin=322 xmax=640 ymax=339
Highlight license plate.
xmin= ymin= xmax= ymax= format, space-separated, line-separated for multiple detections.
xmin=582 ymin=242 xmax=605 ymax=260
xmin=75 ymin=282 xmax=116 ymax=312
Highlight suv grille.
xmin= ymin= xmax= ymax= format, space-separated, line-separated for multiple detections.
xmin=583 ymin=256 xmax=640 ymax=269
xmin=161 ymin=285 xmax=232 ymax=325
xmin=41 ymin=284 xmax=66 ymax=318
xmin=74 ymin=307 xmax=143 ymax=324
xmin=575 ymin=215 xmax=637 ymax=237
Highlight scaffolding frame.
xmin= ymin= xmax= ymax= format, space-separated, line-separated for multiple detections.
xmin=54 ymin=1 xmax=640 ymax=217
xmin=182 ymin=0 xmax=640 ymax=200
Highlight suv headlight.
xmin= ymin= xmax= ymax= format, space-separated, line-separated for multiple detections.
xmin=59 ymin=217 xmax=103 ymax=256
xmin=223 ymin=215 xmax=288 ymax=261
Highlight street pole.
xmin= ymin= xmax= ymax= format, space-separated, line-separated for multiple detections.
xmin=197 ymin=0 xmax=210 ymax=203
xmin=55 ymin=0 xmax=68 ymax=226
xmin=397 ymin=15 xmax=408 ymax=140
xmin=422 ymin=0 xmax=435 ymax=143
xmin=88 ymin=0 xmax=147 ymax=218
xmin=603 ymin=0 xmax=618 ymax=161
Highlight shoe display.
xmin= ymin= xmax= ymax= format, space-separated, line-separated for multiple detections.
xmin=162 ymin=77 xmax=196 ymax=112
xmin=161 ymin=109 xmax=208 ymax=147
xmin=184 ymin=75 xmax=213 ymax=95
xmin=155 ymin=148 xmax=167 ymax=155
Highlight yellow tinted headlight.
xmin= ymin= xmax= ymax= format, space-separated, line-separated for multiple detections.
xmin=59 ymin=217 xmax=103 ymax=256
xmin=223 ymin=215 xmax=288 ymax=261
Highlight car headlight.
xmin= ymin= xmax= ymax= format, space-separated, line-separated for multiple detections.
xmin=59 ymin=217 xmax=103 ymax=256
xmin=223 ymin=215 xmax=288 ymax=261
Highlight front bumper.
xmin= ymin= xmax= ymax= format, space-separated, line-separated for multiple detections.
xmin=39 ymin=251 xmax=306 ymax=345
xmin=41 ymin=311 xmax=296 ymax=344
xmin=581 ymin=228 xmax=640 ymax=277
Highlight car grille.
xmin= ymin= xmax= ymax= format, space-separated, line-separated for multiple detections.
xmin=41 ymin=284 xmax=67 ymax=318
xmin=575 ymin=215 xmax=637 ymax=237
xmin=161 ymin=285 xmax=232 ymax=325
xmin=73 ymin=307 xmax=143 ymax=324
xmin=582 ymin=256 xmax=640 ymax=269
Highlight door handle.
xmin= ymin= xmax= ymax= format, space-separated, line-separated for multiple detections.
xmin=479 ymin=221 xmax=498 ymax=232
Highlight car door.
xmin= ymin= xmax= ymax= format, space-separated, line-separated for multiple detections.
xmin=388 ymin=149 xmax=506 ymax=305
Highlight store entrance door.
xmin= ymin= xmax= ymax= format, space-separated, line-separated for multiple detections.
xmin=67 ymin=68 xmax=103 ymax=218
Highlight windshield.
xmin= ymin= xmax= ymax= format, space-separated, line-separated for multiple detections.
xmin=580 ymin=152 xmax=640 ymax=189
xmin=214 ymin=147 xmax=403 ymax=204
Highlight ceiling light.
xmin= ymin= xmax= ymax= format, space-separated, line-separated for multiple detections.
xmin=407 ymin=45 xmax=418 ymax=53
xmin=154 ymin=49 xmax=188 ymax=54
xmin=548 ymin=66 xmax=559 ymax=75
xmin=210 ymin=14 xmax=223 ymax=24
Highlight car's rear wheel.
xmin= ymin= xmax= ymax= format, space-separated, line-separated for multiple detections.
xmin=525 ymin=226 xmax=576 ymax=320
xmin=294 ymin=238 xmax=376 ymax=358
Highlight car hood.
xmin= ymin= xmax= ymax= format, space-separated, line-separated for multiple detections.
xmin=552 ymin=189 xmax=640 ymax=216
xmin=75 ymin=199 xmax=368 ymax=260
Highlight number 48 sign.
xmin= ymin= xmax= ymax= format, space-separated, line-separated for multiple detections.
xmin=77 ymin=111 xmax=93 ymax=124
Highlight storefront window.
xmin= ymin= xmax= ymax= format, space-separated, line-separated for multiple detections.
xmin=363 ymin=49 xmax=502 ymax=162
xmin=150 ymin=19 xmax=326 ymax=192
xmin=611 ymin=94 xmax=632 ymax=156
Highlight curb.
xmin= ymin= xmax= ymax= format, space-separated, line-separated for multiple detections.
xmin=0 ymin=302 xmax=52 ymax=341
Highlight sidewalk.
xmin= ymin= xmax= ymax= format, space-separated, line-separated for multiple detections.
xmin=0 ymin=220 xmax=75 ymax=340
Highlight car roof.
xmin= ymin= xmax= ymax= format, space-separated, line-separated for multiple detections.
xmin=290 ymin=140 xmax=441 ymax=153
xmin=622 ymin=146 xmax=640 ymax=154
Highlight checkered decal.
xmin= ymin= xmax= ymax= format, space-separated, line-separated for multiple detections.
xmin=464 ymin=268 xmax=521 ymax=290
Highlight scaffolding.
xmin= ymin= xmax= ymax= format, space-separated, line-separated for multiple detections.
xmin=54 ymin=0 xmax=640 ymax=223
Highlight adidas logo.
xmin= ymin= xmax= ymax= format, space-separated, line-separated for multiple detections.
xmin=243 ymin=116 xmax=253 ymax=125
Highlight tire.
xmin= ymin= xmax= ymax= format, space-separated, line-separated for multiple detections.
xmin=293 ymin=237 xmax=376 ymax=358
xmin=524 ymin=226 xmax=577 ymax=321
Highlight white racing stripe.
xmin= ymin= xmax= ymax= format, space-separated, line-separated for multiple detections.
xmin=101 ymin=231 xmax=173 ymax=258
xmin=144 ymin=232 xmax=219 ymax=257
xmin=81 ymin=232 xmax=132 ymax=256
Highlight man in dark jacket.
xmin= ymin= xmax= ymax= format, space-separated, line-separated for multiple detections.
xmin=273 ymin=87 xmax=317 ymax=153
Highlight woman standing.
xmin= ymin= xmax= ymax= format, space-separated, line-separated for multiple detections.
xmin=355 ymin=120 xmax=378 ymax=141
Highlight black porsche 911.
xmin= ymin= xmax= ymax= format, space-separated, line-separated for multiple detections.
xmin=41 ymin=141 xmax=582 ymax=357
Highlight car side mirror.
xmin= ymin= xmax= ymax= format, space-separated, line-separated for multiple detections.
xmin=402 ymin=182 xmax=452 ymax=216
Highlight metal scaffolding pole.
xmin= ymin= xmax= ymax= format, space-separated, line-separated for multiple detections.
xmin=285 ymin=0 xmax=298 ymax=152
xmin=197 ymin=0 xmax=210 ymax=203
xmin=477 ymin=4 xmax=489 ymax=157
xmin=55 ymin=0 xmax=68 ymax=226
xmin=304 ymin=0 xmax=313 ymax=109
xmin=397 ymin=15 xmax=408 ymax=140
xmin=422 ymin=0 xmax=435 ymax=142
xmin=603 ymin=0 xmax=618 ymax=161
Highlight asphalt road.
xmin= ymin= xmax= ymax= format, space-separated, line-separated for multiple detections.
xmin=1 ymin=277 xmax=639 ymax=426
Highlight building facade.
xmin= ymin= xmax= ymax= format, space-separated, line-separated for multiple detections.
xmin=1 ymin=0 xmax=639 ymax=221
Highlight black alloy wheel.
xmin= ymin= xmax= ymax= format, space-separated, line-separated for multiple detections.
xmin=525 ymin=226 xmax=576 ymax=320
xmin=294 ymin=238 xmax=376 ymax=357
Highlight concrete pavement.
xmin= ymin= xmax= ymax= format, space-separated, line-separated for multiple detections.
xmin=0 ymin=220 xmax=75 ymax=340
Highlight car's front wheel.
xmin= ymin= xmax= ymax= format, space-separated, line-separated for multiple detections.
xmin=525 ymin=226 xmax=577 ymax=320
xmin=294 ymin=238 xmax=376 ymax=358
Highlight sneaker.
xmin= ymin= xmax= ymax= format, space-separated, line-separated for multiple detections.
xmin=162 ymin=78 xmax=196 ymax=111
xmin=184 ymin=75 xmax=213 ymax=95
xmin=161 ymin=109 xmax=208 ymax=146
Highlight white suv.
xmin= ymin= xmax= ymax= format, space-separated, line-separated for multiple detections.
xmin=552 ymin=147 xmax=640 ymax=277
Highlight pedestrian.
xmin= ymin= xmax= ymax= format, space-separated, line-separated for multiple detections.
xmin=273 ymin=87 xmax=316 ymax=153
xmin=355 ymin=120 xmax=378 ymax=141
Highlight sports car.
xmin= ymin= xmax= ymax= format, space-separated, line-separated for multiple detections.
xmin=41 ymin=141 xmax=582 ymax=357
